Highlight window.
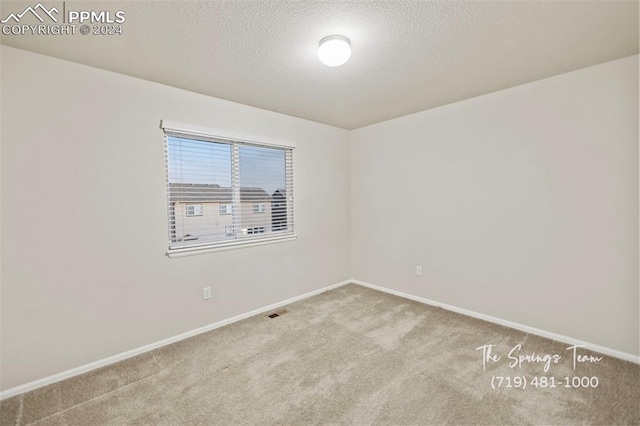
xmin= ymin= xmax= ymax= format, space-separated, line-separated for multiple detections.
xmin=186 ymin=204 xmax=203 ymax=216
xmin=162 ymin=120 xmax=295 ymax=256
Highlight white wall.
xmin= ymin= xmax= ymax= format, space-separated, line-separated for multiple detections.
xmin=350 ymin=55 xmax=639 ymax=356
xmin=0 ymin=46 xmax=351 ymax=391
xmin=2 ymin=46 xmax=638 ymax=392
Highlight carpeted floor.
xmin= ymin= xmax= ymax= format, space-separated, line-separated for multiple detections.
xmin=1 ymin=284 xmax=639 ymax=425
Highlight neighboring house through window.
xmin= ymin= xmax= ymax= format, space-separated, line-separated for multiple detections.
xmin=161 ymin=120 xmax=295 ymax=255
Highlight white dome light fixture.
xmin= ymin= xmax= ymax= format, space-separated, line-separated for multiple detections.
xmin=317 ymin=35 xmax=351 ymax=67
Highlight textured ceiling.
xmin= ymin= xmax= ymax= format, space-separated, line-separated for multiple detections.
xmin=1 ymin=1 xmax=638 ymax=129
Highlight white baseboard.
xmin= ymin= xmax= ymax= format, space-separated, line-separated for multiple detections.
xmin=0 ymin=279 xmax=352 ymax=401
xmin=351 ymin=279 xmax=640 ymax=365
xmin=4 ymin=277 xmax=636 ymax=400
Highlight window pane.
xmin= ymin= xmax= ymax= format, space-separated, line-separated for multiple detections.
xmin=168 ymin=136 xmax=231 ymax=185
xmin=239 ymin=145 xmax=285 ymax=194
xmin=238 ymin=146 xmax=285 ymax=236
xmin=167 ymin=136 xmax=232 ymax=245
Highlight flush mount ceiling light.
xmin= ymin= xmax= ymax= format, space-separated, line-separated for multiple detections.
xmin=317 ymin=35 xmax=351 ymax=67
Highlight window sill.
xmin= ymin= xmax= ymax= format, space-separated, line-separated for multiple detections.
xmin=166 ymin=234 xmax=297 ymax=258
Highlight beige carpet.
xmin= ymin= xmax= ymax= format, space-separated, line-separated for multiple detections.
xmin=1 ymin=284 xmax=638 ymax=425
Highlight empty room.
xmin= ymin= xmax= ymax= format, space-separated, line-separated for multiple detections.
xmin=1 ymin=0 xmax=638 ymax=425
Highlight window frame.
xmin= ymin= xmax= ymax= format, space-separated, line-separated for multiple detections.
xmin=161 ymin=120 xmax=296 ymax=258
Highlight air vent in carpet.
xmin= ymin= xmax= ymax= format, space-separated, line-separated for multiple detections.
xmin=267 ymin=309 xmax=288 ymax=319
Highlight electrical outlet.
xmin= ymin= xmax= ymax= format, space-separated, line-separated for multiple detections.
xmin=202 ymin=286 xmax=212 ymax=300
xmin=416 ymin=266 xmax=423 ymax=276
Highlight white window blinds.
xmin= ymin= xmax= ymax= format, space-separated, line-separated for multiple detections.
xmin=161 ymin=121 xmax=294 ymax=254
